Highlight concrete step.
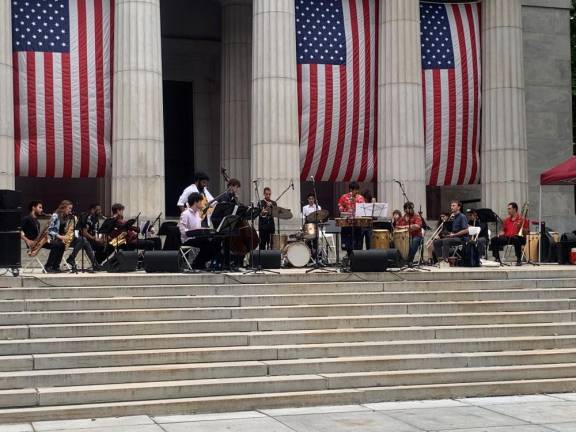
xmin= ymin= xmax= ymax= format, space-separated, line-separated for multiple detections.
xmin=15 ymin=335 xmax=576 ymax=370
xmin=0 ymin=299 xmax=573 ymax=325
xmin=11 ymin=310 xmax=575 ymax=339
xmin=4 ymin=322 xmax=576 ymax=355
xmin=4 ymin=363 xmax=576 ymax=409
xmin=3 ymin=348 xmax=576 ymax=389
xmin=1 ymin=377 xmax=576 ymax=423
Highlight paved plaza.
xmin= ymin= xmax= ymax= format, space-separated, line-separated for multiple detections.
xmin=3 ymin=394 xmax=576 ymax=432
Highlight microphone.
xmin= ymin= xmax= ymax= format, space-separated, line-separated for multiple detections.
xmin=252 ymin=178 xmax=263 ymax=183
xmin=393 ymin=179 xmax=402 ymax=185
xmin=310 ymin=175 xmax=315 ymax=182
xmin=290 ymin=180 xmax=295 ymax=190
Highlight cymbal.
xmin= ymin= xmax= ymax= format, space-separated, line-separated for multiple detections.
xmin=272 ymin=206 xmax=293 ymax=220
xmin=306 ymin=209 xmax=330 ymax=223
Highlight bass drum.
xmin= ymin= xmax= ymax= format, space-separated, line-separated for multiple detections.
xmin=283 ymin=241 xmax=311 ymax=268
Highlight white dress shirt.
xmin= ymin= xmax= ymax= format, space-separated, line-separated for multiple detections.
xmin=179 ymin=208 xmax=203 ymax=244
xmin=302 ymin=204 xmax=321 ymax=218
xmin=177 ymin=184 xmax=214 ymax=207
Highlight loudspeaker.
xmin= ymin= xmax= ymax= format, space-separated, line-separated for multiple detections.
xmin=0 ymin=232 xmax=21 ymax=267
xmin=143 ymin=251 xmax=181 ymax=273
xmin=252 ymin=250 xmax=282 ymax=269
xmin=0 ymin=190 xmax=22 ymax=210
xmin=0 ymin=210 xmax=22 ymax=231
xmin=558 ymin=234 xmax=576 ymax=265
xmin=350 ymin=249 xmax=400 ymax=272
xmin=106 ymin=250 xmax=139 ymax=273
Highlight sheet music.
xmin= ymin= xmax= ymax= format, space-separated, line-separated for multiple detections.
xmin=355 ymin=203 xmax=389 ymax=218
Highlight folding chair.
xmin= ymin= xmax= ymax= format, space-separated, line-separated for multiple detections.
xmin=450 ymin=226 xmax=481 ymax=262
xmin=21 ymin=241 xmax=47 ymax=274
xmin=179 ymin=245 xmax=200 ymax=271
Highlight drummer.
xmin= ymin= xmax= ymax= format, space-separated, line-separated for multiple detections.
xmin=391 ymin=209 xmax=402 ymax=230
xmin=395 ymin=201 xmax=423 ymax=264
xmin=302 ymin=193 xmax=324 ymax=256
xmin=302 ymin=193 xmax=321 ymax=218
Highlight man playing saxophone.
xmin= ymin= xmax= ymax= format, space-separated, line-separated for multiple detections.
xmin=490 ymin=202 xmax=528 ymax=266
xmin=48 ymin=200 xmax=100 ymax=272
xmin=21 ymin=200 xmax=66 ymax=273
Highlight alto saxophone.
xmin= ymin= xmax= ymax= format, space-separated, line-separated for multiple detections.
xmin=62 ymin=216 xmax=77 ymax=248
xmin=28 ymin=225 xmax=49 ymax=257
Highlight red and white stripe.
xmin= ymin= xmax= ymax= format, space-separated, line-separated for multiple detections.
xmin=423 ymin=2 xmax=481 ymax=186
xmin=298 ymin=0 xmax=378 ymax=182
xmin=13 ymin=0 xmax=113 ymax=178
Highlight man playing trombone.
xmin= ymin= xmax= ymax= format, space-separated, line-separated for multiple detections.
xmin=490 ymin=202 xmax=528 ymax=266
xmin=432 ymin=200 xmax=469 ymax=266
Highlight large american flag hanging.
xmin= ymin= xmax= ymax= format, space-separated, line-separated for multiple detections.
xmin=297 ymin=0 xmax=378 ymax=182
xmin=421 ymin=1 xmax=481 ymax=186
xmin=12 ymin=0 xmax=113 ymax=178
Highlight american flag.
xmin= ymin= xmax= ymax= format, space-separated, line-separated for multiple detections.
xmin=421 ymin=1 xmax=481 ymax=186
xmin=297 ymin=0 xmax=378 ymax=182
xmin=12 ymin=0 xmax=113 ymax=178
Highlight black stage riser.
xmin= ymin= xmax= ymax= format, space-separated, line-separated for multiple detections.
xmin=143 ymin=251 xmax=181 ymax=273
xmin=350 ymin=249 xmax=400 ymax=272
xmin=253 ymin=250 xmax=282 ymax=269
xmin=0 ymin=232 xmax=21 ymax=268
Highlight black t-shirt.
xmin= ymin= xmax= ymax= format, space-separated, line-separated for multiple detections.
xmin=21 ymin=215 xmax=40 ymax=241
xmin=86 ymin=214 xmax=99 ymax=236
xmin=258 ymin=199 xmax=276 ymax=230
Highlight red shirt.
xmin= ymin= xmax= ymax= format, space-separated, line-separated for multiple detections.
xmin=396 ymin=214 xmax=423 ymax=238
xmin=503 ymin=215 xmax=528 ymax=237
xmin=338 ymin=193 xmax=365 ymax=215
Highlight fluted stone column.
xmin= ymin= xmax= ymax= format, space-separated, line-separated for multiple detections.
xmin=251 ymin=0 xmax=301 ymax=220
xmin=0 ymin=0 xmax=15 ymax=190
xmin=377 ymin=0 xmax=427 ymax=215
xmin=221 ymin=0 xmax=252 ymax=202
xmin=481 ymin=0 xmax=528 ymax=215
xmin=112 ymin=0 xmax=164 ymax=218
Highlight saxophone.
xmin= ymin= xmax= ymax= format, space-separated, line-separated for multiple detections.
xmin=62 ymin=215 xmax=77 ymax=248
xmin=28 ymin=225 xmax=49 ymax=257
xmin=109 ymin=231 xmax=127 ymax=248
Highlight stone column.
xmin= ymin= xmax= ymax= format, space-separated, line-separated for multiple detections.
xmin=251 ymin=0 xmax=301 ymax=220
xmin=112 ymin=0 xmax=164 ymax=218
xmin=221 ymin=0 xmax=251 ymax=203
xmin=481 ymin=0 xmax=528 ymax=215
xmin=0 ymin=0 xmax=15 ymax=190
xmin=377 ymin=0 xmax=427 ymax=215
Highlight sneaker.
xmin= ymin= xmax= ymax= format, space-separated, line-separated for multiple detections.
xmin=516 ymin=260 xmax=522 ymax=267
xmin=66 ymin=258 xmax=78 ymax=272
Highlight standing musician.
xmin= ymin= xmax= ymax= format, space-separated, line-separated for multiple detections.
xmin=177 ymin=172 xmax=214 ymax=213
xmin=302 ymin=193 xmax=321 ymax=218
xmin=219 ymin=178 xmax=241 ymax=204
xmin=108 ymin=203 xmax=162 ymax=251
xmin=338 ymin=182 xmax=365 ymax=254
xmin=82 ymin=203 xmax=106 ymax=263
xmin=490 ymin=202 xmax=528 ymax=266
xmin=179 ymin=192 xmax=218 ymax=270
xmin=258 ymin=187 xmax=276 ymax=250
xmin=433 ymin=200 xmax=469 ymax=265
xmin=395 ymin=202 xmax=423 ymax=264
xmin=47 ymin=200 xmax=100 ymax=272
xmin=212 ymin=178 xmax=244 ymax=269
xmin=361 ymin=190 xmax=376 ymax=250
xmin=21 ymin=200 xmax=66 ymax=273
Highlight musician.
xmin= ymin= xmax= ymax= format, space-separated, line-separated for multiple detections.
xmin=109 ymin=203 xmax=162 ymax=251
xmin=21 ymin=200 xmax=66 ymax=273
xmin=177 ymin=172 xmax=214 ymax=213
xmin=219 ymin=178 xmax=241 ymax=204
xmin=391 ymin=210 xmax=402 ymax=229
xmin=466 ymin=208 xmax=488 ymax=258
xmin=490 ymin=202 xmax=528 ymax=266
xmin=338 ymin=182 xmax=365 ymax=254
xmin=361 ymin=190 xmax=376 ymax=249
xmin=82 ymin=204 xmax=106 ymax=263
xmin=47 ymin=200 xmax=100 ymax=272
xmin=433 ymin=200 xmax=469 ymax=265
xmin=179 ymin=192 xmax=218 ymax=270
xmin=302 ymin=193 xmax=321 ymax=218
xmin=395 ymin=202 xmax=423 ymax=264
xmin=258 ymin=187 xmax=276 ymax=250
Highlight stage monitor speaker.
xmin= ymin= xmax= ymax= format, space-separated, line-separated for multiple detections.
xmin=0 ymin=190 xmax=22 ymax=211
xmin=0 ymin=210 xmax=22 ymax=232
xmin=558 ymin=234 xmax=576 ymax=265
xmin=143 ymin=251 xmax=181 ymax=273
xmin=0 ymin=232 xmax=21 ymax=268
xmin=106 ymin=250 xmax=139 ymax=273
xmin=350 ymin=249 xmax=400 ymax=272
xmin=252 ymin=250 xmax=282 ymax=269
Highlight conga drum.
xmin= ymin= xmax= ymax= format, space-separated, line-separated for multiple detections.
xmin=393 ymin=228 xmax=410 ymax=261
xmin=525 ymin=233 xmax=539 ymax=262
xmin=372 ymin=230 xmax=391 ymax=250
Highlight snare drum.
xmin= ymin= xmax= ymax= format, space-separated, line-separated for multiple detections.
xmin=372 ymin=230 xmax=391 ymax=250
xmin=302 ymin=223 xmax=317 ymax=240
xmin=393 ymin=228 xmax=410 ymax=261
xmin=282 ymin=241 xmax=311 ymax=268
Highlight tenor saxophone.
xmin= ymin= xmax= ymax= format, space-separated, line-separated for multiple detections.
xmin=62 ymin=216 xmax=77 ymax=248
xmin=28 ymin=225 xmax=49 ymax=257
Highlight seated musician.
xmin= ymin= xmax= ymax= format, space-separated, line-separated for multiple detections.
xmin=302 ymin=193 xmax=321 ymax=218
xmin=177 ymin=172 xmax=214 ymax=213
xmin=109 ymin=203 xmax=162 ymax=251
xmin=219 ymin=178 xmax=241 ymax=204
xmin=338 ymin=182 xmax=365 ymax=254
xmin=179 ymin=192 xmax=218 ymax=270
xmin=391 ymin=209 xmax=402 ymax=230
xmin=466 ymin=208 xmax=488 ymax=258
xmin=21 ymin=200 xmax=66 ymax=273
xmin=82 ymin=204 xmax=106 ymax=263
xmin=258 ymin=187 xmax=276 ymax=250
xmin=395 ymin=202 xmax=423 ymax=264
xmin=47 ymin=200 xmax=100 ymax=272
xmin=433 ymin=200 xmax=469 ymax=265
xmin=490 ymin=202 xmax=528 ymax=266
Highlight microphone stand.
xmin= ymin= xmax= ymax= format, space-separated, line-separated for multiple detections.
xmin=273 ymin=181 xmax=294 ymax=238
xmin=306 ymin=177 xmax=336 ymax=274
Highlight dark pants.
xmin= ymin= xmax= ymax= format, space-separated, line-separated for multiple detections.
xmin=433 ymin=237 xmax=465 ymax=261
xmin=183 ymin=238 xmax=218 ymax=270
xmin=491 ymin=235 xmax=526 ymax=261
xmin=51 ymin=237 xmax=97 ymax=267
xmin=88 ymin=239 xmax=107 ymax=263
xmin=43 ymin=242 xmax=65 ymax=270
xmin=408 ymin=236 xmax=423 ymax=263
xmin=341 ymin=227 xmax=363 ymax=254
xmin=126 ymin=237 xmax=162 ymax=251
xmin=259 ymin=228 xmax=274 ymax=250
xmin=362 ymin=229 xmax=372 ymax=250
